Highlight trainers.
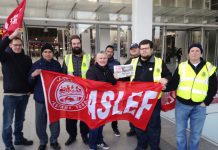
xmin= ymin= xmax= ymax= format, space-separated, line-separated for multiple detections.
xmin=5 ymin=146 xmax=15 ymax=150
xmin=134 ymin=147 xmax=146 ymax=150
xmin=14 ymin=137 xmax=33 ymax=145
xmin=134 ymin=145 xmax=148 ymax=150
xmin=82 ymin=136 xmax=89 ymax=145
xmin=113 ymin=129 xmax=120 ymax=137
xmin=50 ymin=142 xmax=61 ymax=150
xmin=97 ymin=141 xmax=110 ymax=150
xmin=38 ymin=145 xmax=46 ymax=150
xmin=126 ymin=129 xmax=136 ymax=136
xmin=65 ymin=136 xmax=76 ymax=145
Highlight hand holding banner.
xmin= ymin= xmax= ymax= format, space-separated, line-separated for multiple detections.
xmin=41 ymin=70 xmax=162 ymax=130
xmin=114 ymin=64 xmax=134 ymax=78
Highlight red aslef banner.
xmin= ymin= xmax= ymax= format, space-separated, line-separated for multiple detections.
xmin=41 ymin=70 xmax=162 ymax=130
xmin=2 ymin=0 xmax=26 ymax=37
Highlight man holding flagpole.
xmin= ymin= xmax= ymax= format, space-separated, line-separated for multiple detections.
xmin=0 ymin=0 xmax=33 ymax=150
xmin=0 ymin=28 xmax=33 ymax=150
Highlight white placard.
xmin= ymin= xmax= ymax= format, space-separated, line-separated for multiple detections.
xmin=114 ymin=64 xmax=134 ymax=78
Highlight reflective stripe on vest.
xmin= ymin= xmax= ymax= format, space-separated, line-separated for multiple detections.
xmin=64 ymin=53 xmax=91 ymax=78
xmin=130 ymin=57 xmax=163 ymax=98
xmin=177 ymin=61 xmax=216 ymax=102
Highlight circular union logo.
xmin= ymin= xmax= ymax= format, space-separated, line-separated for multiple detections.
xmin=48 ymin=76 xmax=88 ymax=111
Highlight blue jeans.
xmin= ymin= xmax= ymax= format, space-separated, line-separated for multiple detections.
xmin=89 ymin=126 xmax=104 ymax=150
xmin=2 ymin=95 xmax=29 ymax=147
xmin=175 ymin=100 xmax=206 ymax=150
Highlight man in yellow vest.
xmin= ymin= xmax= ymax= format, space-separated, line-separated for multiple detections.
xmin=62 ymin=35 xmax=91 ymax=146
xmin=167 ymin=43 xmax=217 ymax=150
xmin=125 ymin=43 xmax=140 ymax=65
xmin=125 ymin=43 xmax=140 ymax=137
xmin=131 ymin=39 xmax=172 ymax=150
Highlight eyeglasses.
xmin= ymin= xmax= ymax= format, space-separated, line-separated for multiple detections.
xmin=140 ymin=47 xmax=150 ymax=50
xmin=12 ymin=44 xmax=22 ymax=47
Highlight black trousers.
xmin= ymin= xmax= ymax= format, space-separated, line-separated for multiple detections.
xmin=129 ymin=122 xmax=135 ymax=131
xmin=66 ymin=119 xmax=89 ymax=138
xmin=134 ymin=100 xmax=161 ymax=150
xmin=111 ymin=121 xmax=118 ymax=131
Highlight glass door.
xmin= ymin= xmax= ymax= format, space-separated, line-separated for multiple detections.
xmin=204 ymin=29 xmax=218 ymax=65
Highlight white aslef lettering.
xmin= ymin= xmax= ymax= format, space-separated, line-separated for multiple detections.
xmin=97 ymin=91 xmax=113 ymax=119
xmin=123 ymin=92 xmax=142 ymax=115
xmin=88 ymin=90 xmax=97 ymax=119
xmin=88 ymin=90 xmax=158 ymax=120
xmin=112 ymin=91 xmax=124 ymax=115
xmin=135 ymin=91 xmax=158 ymax=119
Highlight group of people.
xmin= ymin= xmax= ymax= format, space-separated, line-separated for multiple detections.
xmin=0 ymin=28 xmax=217 ymax=150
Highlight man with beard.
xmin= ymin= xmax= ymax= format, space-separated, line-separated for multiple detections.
xmin=62 ymin=35 xmax=91 ymax=146
xmin=125 ymin=43 xmax=139 ymax=137
xmin=125 ymin=43 xmax=139 ymax=65
xmin=130 ymin=39 xmax=171 ymax=150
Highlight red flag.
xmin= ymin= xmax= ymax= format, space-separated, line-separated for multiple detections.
xmin=161 ymin=91 xmax=176 ymax=111
xmin=212 ymin=86 xmax=218 ymax=104
xmin=2 ymin=0 xmax=26 ymax=37
xmin=41 ymin=70 xmax=162 ymax=130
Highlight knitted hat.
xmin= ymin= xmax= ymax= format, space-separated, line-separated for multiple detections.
xmin=41 ymin=43 xmax=54 ymax=54
xmin=188 ymin=43 xmax=203 ymax=54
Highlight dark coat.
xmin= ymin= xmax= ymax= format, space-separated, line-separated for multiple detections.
xmin=86 ymin=63 xmax=117 ymax=85
xmin=108 ymin=57 xmax=120 ymax=73
xmin=133 ymin=55 xmax=172 ymax=82
xmin=0 ymin=36 xmax=32 ymax=93
xmin=29 ymin=58 xmax=62 ymax=104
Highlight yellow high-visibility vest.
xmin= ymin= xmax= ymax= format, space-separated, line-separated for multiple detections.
xmin=177 ymin=61 xmax=216 ymax=102
xmin=130 ymin=56 xmax=163 ymax=98
xmin=64 ymin=53 xmax=91 ymax=78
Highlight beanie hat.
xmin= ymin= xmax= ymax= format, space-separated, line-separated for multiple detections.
xmin=41 ymin=43 xmax=54 ymax=54
xmin=188 ymin=43 xmax=203 ymax=54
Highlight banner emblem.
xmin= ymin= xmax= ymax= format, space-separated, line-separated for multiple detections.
xmin=48 ymin=76 xmax=88 ymax=111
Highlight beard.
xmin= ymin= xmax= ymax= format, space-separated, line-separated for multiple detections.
xmin=141 ymin=55 xmax=151 ymax=60
xmin=72 ymin=47 xmax=82 ymax=55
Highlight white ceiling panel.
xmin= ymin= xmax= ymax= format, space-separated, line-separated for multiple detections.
xmin=1 ymin=0 xmax=218 ymax=27
xmin=48 ymin=9 xmax=71 ymax=18
xmin=25 ymin=8 xmax=45 ymax=18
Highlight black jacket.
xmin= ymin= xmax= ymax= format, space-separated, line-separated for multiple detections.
xmin=86 ymin=63 xmax=117 ymax=85
xmin=107 ymin=57 xmax=120 ymax=73
xmin=133 ymin=55 xmax=172 ymax=82
xmin=0 ymin=37 xmax=32 ymax=93
xmin=166 ymin=59 xmax=217 ymax=106
xmin=124 ymin=58 xmax=132 ymax=65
